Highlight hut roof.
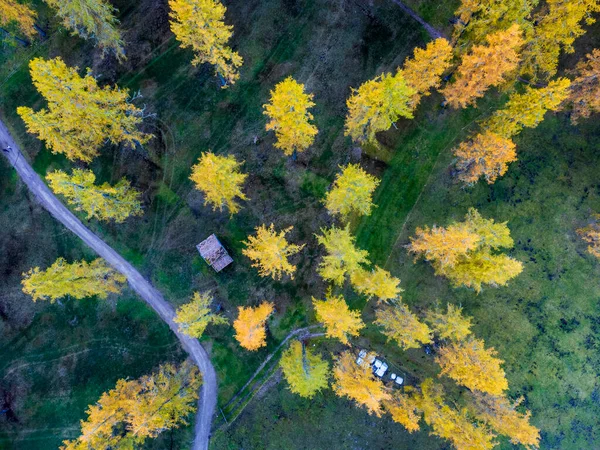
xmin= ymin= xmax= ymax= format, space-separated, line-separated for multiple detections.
xmin=197 ymin=234 xmax=233 ymax=272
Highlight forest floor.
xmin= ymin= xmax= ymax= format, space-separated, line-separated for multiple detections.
xmin=2 ymin=0 xmax=600 ymax=449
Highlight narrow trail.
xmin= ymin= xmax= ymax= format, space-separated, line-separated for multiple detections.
xmin=0 ymin=120 xmax=215 ymax=450
xmin=389 ymin=0 xmax=445 ymax=40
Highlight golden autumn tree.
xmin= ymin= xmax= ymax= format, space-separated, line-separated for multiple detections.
xmin=174 ymin=292 xmax=228 ymax=338
xmin=315 ymin=225 xmax=369 ymax=285
xmin=383 ymin=389 xmax=422 ymax=433
xmin=402 ymin=38 xmax=454 ymax=108
xmin=577 ymin=213 xmax=600 ymax=258
xmin=263 ymin=76 xmax=318 ymax=156
xmin=21 ymin=258 xmax=125 ymax=303
xmin=190 ymin=151 xmax=248 ymax=214
xmin=454 ymin=131 xmax=517 ymax=184
xmin=325 ymin=164 xmax=379 ymax=218
xmin=349 ymin=266 xmax=402 ymax=301
xmin=233 ymin=301 xmax=274 ymax=351
xmin=521 ymin=0 xmax=600 ymax=80
xmin=470 ymin=392 xmax=541 ymax=449
xmin=407 ymin=208 xmax=523 ymax=292
xmin=345 ymin=71 xmax=416 ymax=144
xmin=332 ymin=351 xmax=391 ymax=416
xmin=374 ymin=300 xmax=432 ymax=350
xmin=436 ymin=338 xmax=508 ymax=395
xmin=169 ymin=0 xmax=243 ymax=86
xmin=242 ymin=224 xmax=304 ymax=280
xmin=62 ymin=361 xmax=201 ymax=450
xmin=45 ymin=0 xmax=124 ymax=59
xmin=569 ymin=49 xmax=600 ymax=123
xmin=426 ymin=303 xmax=473 ymax=342
xmin=17 ymin=57 xmax=150 ymax=162
xmin=406 ymin=222 xmax=480 ymax=268
xmin=279 ymin=340 xmax=330 ymax=398
xmin=313 ymin=292 xmax=364 ymax=344
xmin=416 ymin=379 xmax=496 ymax=450
xmin=0 ymin=0 xmax=37 ymax=38
xmin=485 ymin=78 xmax=571 ymax=137
xmin=442 ymin=24 xmax=524 ymax=109
xmin=453 ymin=0 xmax=536 ymax=46
xmin=46 ymin=169 xmax=142 ymax=223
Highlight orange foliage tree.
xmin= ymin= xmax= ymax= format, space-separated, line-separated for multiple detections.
xmin=569 ymin=49 xmax=600 ymax=123
xmin=233 ymin=301 xmax=274 ymax=351
xmin=402 ymin=38 xmax=453 ymax=108
xmin=454 ymin=131 xmax=517 ymax=184
xmin=441 ymin=24 xmax=523 ymax=109
xmin=577 ymin=213 xmax=600 ymax=258
xmin=0 ymin=0 xmax=37 ymax=38
xmin=332 ymin=351 xmax=391 ymax=416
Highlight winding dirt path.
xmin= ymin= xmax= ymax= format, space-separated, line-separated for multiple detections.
xmin=0 ymin=120 xmax=215 ymax=450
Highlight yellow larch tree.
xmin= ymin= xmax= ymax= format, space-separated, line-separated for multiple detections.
xmin=436 ymin=338 xmax=509 ymax=395
xmin=22 ymin=258 xmax=125 ymax=303
xmin=315 ymin=225 xmax=369 ymax=285
xmin=263 ymin=76 xmax=318 ymax=156
xmin=169 ymin=0 xmax=243 ymax=86
xmin=402 ymin=38 xmax=453 ymax=108
xmin=332 ymin=351 xmax=391 ymax=416
xmin=325 ymin=164 xmax=379 ymax=218
xmin=471 ymin=392 xmax=540 ymax=449
xmin=521 ymin=0 xmax=600 ymax=80
xmin=374 ymin=300 xmax=432 ymax=350
xmin=17 ymin=57 xmax=150 ymax=162
xmin=453 ymin=0 xmax=536 ymax=46
xmin=46 ymin=169 xmax=142 ymax=223
xmin=349 ymin=266 xmax=402 ymax=301
xmin=441 ymin=24 xmax=524 ymax=109
xmin=454 ymin=131 xmax=517 ymax=184
xmin=485 ymin=78 xmax=572 ymax=138
xmin=577 ymin=213 xmax=600 ymax=258
xmin=190 ymin=151 xmax=248 ymax=215
xmin=569 ymin=49 xmax=600 ymax=123
xmin=45 ymin=0 xmax=124 ymax=59
xmin=0 ymin=0 xmax=37 ymax=38
xmin=242 ymin=224 xmax=304 ymax=280
xmin=313 ymin=292 xmax=364 ymax=344
xmin=279 ymin=340 xmax=330 ymax=398
xmin=416 ymin=379 xmax=496 ymax=450
xmin=426 ymin=303 xmax=473 ymax=342
xmin=174 ymin=292 xmax=228 ymax=338
xmin=408 ymin=208 xmax=523 ymax=292
xmin=345 ymin=71 xmax=416 ymax=144
xmin=383 ymin=389 xmax=422 ymax=433
xmin=233 ymin=301 xmax=274 ymax=351
xmin=406 ymin=222 xmax=480 ymax=269
xmin=62 ymin=361 xmax=200 ymax=450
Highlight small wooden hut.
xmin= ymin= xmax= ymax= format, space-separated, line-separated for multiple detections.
xmin=196 ymin=234 xmax=233 ymax=272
